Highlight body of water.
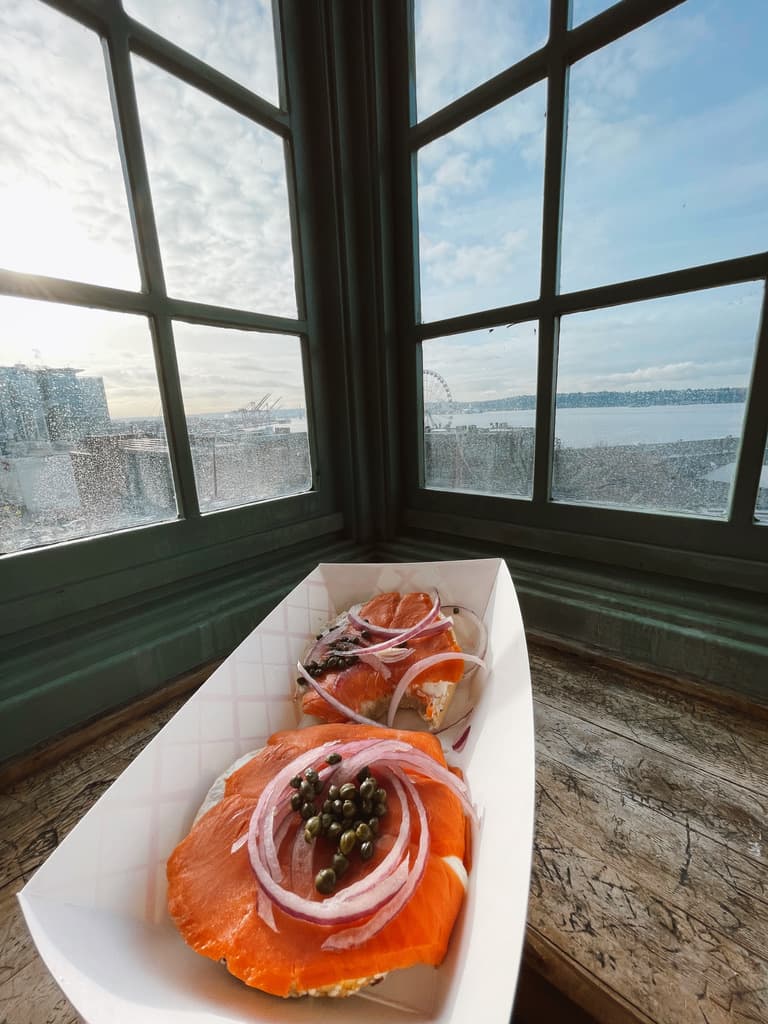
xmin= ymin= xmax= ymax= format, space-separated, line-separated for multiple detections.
xmin=434 ymin=402 xmax=746 ymax=448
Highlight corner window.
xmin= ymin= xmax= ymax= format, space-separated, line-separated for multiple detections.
xmin=407 ymin=0 xmax=768 ymax=555
xmin=0 ymin=0 xmax=313 ymax=556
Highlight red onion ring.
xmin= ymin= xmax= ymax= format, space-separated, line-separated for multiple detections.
xmin=243 ymin=737 xmax=474 ymax=933
xmin=330 ymin=590 xmax=442 ymax=657
xmin=322 ymin=770 xmax=429 ymax=950
xmin=386 ymin=652 xmax=486 ymax=728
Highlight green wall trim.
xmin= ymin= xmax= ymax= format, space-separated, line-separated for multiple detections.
xmin=0 ymin=536 xmax=371 ymax=764
xmin=376 ymin=534 xmax=768 ymax=705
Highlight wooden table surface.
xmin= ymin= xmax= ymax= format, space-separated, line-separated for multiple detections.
xmin=2 ymin=643 xmax=767 ymax=1024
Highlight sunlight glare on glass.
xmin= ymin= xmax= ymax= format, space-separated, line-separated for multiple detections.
xmin=0 ymin=1 xmax=139 ymax=287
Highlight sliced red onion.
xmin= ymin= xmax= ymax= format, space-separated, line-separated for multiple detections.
xmin=322 ymin=771 xmax=429 ymax=950
xmin=452 ymin=725 xmax=472 ymax=752
xmin=330 ymin=591 xmax=442 ymax=657
xmin=434 ymin=706 xmax=474 ymax=737
xmin=357 ymin=651 xmax=392 ymax=679
xmin=246 ymin=737 xmax=474 ymax=932
xmin=257 ymin=886 xmax=278 ymax=932
xmin=296 ymin=661 xmax=383 ymax=727
xmin=386 ymin=652 xmax=486 ymax=728
xmin=442 ymin=604 xmax=488 ymax=662
xmin=332 ymin=740 xmax=477 ymax=826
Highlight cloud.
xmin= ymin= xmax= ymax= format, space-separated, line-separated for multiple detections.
xmin=414 ymin=0 xmax=549 ymax=120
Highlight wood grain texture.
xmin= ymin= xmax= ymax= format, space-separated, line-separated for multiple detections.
xmin=531 ymin=648 xmax=768 ymax=797
xmin=3 ymin=646 xmax=768 ymax=1024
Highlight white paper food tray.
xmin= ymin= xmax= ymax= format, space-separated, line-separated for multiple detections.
xmin=19 ymin=558 xmax=535 ymax=1023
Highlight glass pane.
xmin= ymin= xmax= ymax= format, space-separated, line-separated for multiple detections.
xmin=570 ymin=1 xmax=616 ymax=28
xmin=0 ymin=297 xmax=177 ymax=554
xmin=0 ymin=1 xmax=138 ymax=287
xmin=755 ymin=438 xmax=768 ymax=524
xmin=422 ymin=323 xmax=538 ymax=497
xmin=133 ymin=58 xmax=297 ymax=317
xmin=414 ymin=0 xmax=549 ymax=121
xmin=172 ymin=323 xmax=311 ymax=512
xmin=551 ymin=282 xmax=763 ymax=516
xmin=417 ymin=83 xmax=546 ymax=323
xmin=124 ymin=0 xmax=279 ymax=106
xmin=560 ymin=1 xmax=768 ymax=292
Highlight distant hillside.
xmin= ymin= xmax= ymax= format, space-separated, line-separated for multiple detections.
xmin=455 ymin=388 xmax=747 ymax=413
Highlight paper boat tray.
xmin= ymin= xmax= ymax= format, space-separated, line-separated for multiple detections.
xmin=19 ymin=558 xmax=535 ymax=1023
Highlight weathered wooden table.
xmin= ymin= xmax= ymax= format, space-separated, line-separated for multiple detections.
xmin=2 ymin=644 xmax=767 ymax=1024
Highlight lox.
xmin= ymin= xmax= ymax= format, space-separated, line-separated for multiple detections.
xmin=167 ymin=723 xmax=473 ymax=999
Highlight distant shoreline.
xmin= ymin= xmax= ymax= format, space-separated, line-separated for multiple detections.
xmin=452 ymin=387 xmax=746 ymax=413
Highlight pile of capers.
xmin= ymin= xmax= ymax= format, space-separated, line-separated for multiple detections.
xmin=288 ymin=754 xmax=388 ymax=895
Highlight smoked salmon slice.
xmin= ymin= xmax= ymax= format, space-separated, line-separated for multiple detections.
xmin=167 ymin=723 xmax=469 ymax=998
xmin=300 ymin=592 xmax=465 ymax=728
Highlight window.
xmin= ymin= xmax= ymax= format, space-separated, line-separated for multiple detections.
xmin=0 ymin=0 xmax=316 ymax=556
xmin=402 ymin=0 xmax=768 ymax=571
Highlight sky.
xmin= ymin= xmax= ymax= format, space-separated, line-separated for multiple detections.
xmin=0 ymin=0 xmax=766 ymax=419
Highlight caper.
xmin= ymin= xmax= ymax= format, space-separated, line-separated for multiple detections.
xmin=357 ymin=766 xmax=371 ymax=784
xmin=327 ymin=821 xmax=343 ymax=841
xmin=368 ymin=817 xmax=380 ymax=835
xmin=305 ymin=767 xmax=319 ymax=786
xmin=322 ymin=799 xmax=333 ymax=814
xmin=315 ymin=868 xmax=336 ymax=895
xmin=360 ymin=798 xmax=373 ymax=815
xmin=290 ymin=792 xmax=302 ymax=811
xmin=360 ymin=777 xmax=377 ymax=801
xmin=374 ymin=787 xmax=387 ymax=803
xmin=289 ymin=775 xmax=302 ymax=789
xmin=339 ymin=782 xmax=357 ymax=801
xmin=360 ymin=840 xmax=374 ymax=861
xmin=300 ymin=801 xmax=317 ymax=820
xmin=342 ymin=799 xmax=357 ymax=819
xmin=320 ymin=812 xmax=333 ymax=832
xmin=332 ymin=799 xmax=343 ymax=817
xmin=299 ymin=779 xmax=314 ymax=801
xmin=332 ymin=852 xmax=349 ymax=878
xmin=355 ymin=821 xmax=372 ymax=842
xmin=328 ymin=785 xmax=340 ymax=801
xmin=339 ymin=829 xmax=357 ymax=855
xmin=327 ymin=752 xmax=342 ymax=765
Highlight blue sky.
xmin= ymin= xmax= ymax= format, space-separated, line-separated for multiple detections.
xmin=416 ymin=0 xmax=767 ymax=403
xmin=0 ymin=0 xmax=765 ymax=417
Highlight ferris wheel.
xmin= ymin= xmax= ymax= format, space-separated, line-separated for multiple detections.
xmin=422 ymin=368 xmax=454 ymax=430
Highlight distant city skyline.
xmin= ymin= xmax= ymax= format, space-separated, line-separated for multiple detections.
xmin=1 ymin=0 xmax=766 ymax=417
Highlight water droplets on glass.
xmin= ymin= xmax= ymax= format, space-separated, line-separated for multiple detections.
xmin=551 ymin=282 xmax=763 ymax=517
xmin=0 ymin=297 xmax=177 ymax=554
xmin=422 ymin=323 xmax=538 ymax=498
xmin=172 ymin=323 xmax=311 ymax=513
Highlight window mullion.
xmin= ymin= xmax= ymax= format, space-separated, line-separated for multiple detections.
xmin=103 ymin=11 xmax=200 ymax=518
xmin=532 ymin=0 xmax=569 ymax=506
xmin=729 ymin=284 xmax=768 ymax=525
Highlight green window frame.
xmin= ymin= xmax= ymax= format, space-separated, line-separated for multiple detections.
xmin=390 ymin=0 xmax=768 ymax=592
xmin=0 ymin=0 xmax=365 ymax=758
